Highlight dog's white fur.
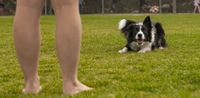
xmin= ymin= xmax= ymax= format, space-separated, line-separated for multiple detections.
xmin=118 ymin=19 xmax=127 ymax=30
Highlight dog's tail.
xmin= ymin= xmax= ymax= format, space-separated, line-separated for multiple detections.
xmin=155 ymin=22 xmax=167 ymax=48
xmin=118 ymin=19 xmax=127 ymax=30
xmin=118 ymin=19 xmax=136 ymax=32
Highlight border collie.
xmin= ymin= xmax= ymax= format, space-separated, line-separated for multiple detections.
xmin=118 ymin=16 xmax=167 ymax=53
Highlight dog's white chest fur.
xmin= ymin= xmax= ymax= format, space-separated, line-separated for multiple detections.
xmin=130 ymin=42 xmax=152 ymax=53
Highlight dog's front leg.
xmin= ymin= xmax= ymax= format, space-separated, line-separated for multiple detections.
xmin=138 ymin=47 xmax=151 ymax=53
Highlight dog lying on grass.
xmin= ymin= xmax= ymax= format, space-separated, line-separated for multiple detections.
xmin=118 ymin=16 xmax=167 ymax=53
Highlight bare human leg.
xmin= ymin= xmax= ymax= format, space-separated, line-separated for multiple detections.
xmin=51 ymin=0 xmax=92 ymax=95
xmin=13 ymin=0 xmax=44 ymax=94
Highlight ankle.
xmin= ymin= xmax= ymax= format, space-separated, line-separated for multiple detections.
xmin=25 ymin=77 xmax=40 ymax=88
xmin=63 ymin=78 xmax=79 ymax=85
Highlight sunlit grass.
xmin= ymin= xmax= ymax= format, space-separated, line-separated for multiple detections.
xmin=1 ymin=14 xmax=200 ymax=97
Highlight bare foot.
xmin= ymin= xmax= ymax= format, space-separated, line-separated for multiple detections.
xmin=63 ymin=81 xmax=92 ymax=95
xmin=22 ymin=76 xmax=41 ymax=94
xmin=23 ymin=86 xmax=42 ymax=94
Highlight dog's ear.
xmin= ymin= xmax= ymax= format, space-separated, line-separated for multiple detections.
xmin=121 ymin=24 xmax=136 ymax=39
xmin=118 ymin=19 xmax=136 ymax=33
xmin=143 ymin=16 xmax=152 ymax=30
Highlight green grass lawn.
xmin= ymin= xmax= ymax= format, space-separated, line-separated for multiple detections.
xmin=1 ymin=14 xmax=200 ymax=98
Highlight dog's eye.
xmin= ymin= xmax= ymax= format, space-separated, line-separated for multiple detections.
xmin=135 ymin=28 xmax=139 ymax=31
xmin=141 ymin=27 xmax=145 ymax=31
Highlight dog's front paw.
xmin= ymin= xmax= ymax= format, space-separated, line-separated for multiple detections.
xmin=118 ymin=49 xmax=127 ymax=54
xmin=159 ymin=47 xmax=165 ymax=50
xmin=138 ymin=47 xmax=151 ymax=53
xmin=138 ymin=50 xmax=147 ymax=53
xmin=118 ymin=47 xmax=128 ymax=54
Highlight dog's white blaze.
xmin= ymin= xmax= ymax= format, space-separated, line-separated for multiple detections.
xmin=118 ymin=19 xmax=127 ymax=30
xmin=135 ymin=25 xmax=145 ymax=40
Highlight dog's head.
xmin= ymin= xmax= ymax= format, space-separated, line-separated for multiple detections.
xmin=118 ymin=16 xmax=152 ymax=46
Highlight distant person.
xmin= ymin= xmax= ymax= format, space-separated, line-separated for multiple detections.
xmin=193 ymin=0 xmax=200 ymax=13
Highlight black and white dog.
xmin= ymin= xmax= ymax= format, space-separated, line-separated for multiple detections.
xmin=118 ymin=16 xmax=167 ymax=53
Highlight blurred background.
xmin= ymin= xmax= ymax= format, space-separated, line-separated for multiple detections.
xmin=0 ymin=0 xmax=194 ymax=15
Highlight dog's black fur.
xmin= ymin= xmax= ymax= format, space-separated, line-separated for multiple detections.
xmin=118 ymin=16 xmax=167 ymax=53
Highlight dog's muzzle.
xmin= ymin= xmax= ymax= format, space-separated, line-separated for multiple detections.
xmin=136 ymin=34 xmax=144 ymax=45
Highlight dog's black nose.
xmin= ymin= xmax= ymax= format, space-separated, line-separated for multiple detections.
xmin=138 ymin=34 xmax=142 ymax=38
